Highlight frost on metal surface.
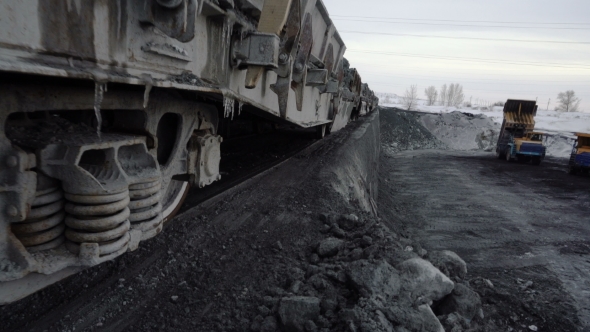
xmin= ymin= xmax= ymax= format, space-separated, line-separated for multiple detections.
xmin=238 ymin=100 xmax=244 ymax=116
xmin=93 ymin=83 xmax=106 ymax=139
xmin=142 ymin=74 xmax=154 ymax=109
xmin=223 ymin=95 xmax=235 ymax=119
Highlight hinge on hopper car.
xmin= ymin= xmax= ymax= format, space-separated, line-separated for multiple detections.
xmin=319 ymin=78 xmax=339 ymax=95
xmin=292 ymin=12 xmax=313 ymax=111
xmin=305 ymin=69 xmax=328 ymax=87
xmin=231 ymin=33 xmax=281 ymax=70
xmin=234 ymin=0 xmax=264 ymax=17
xmin=136 ymin=0 xmax=199 ymax=42
xmin=269 ymin=0 xmax=301 ymax=119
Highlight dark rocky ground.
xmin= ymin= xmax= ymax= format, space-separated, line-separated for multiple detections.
xmin=3 ymin=108 xmax=589 ymax=332
xmin=379 ymin=108 xmax=590 ymax=332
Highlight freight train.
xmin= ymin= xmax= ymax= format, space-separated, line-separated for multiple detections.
xmin=0 ymin=0 xmax=377 ymax=302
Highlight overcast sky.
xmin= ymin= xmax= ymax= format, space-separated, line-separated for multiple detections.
xmin=323 ymin=0 xmax=590 ymax=111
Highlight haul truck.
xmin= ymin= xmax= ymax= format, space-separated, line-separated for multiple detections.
xmin=496 ymin=100 xmax=546 ymax=165
xmin=568 ymin=133 xmax=590 ymax=175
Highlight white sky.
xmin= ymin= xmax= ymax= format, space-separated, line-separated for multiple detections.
xmin=322 ymin=0 xmax=590 ymax=111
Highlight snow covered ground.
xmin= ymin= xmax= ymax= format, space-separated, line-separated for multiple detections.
xmin=377 ymin=93 xmax=590 ymax=158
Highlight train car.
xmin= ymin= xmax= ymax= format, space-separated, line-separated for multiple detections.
xmin=333 ymin=59 xmax=363 ymax=128
xmin=0 ymin=0 xmax=376 ymax=301
xmin=360 ymin=83 xmax=378 ymax=116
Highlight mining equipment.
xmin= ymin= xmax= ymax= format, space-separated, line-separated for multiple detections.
xmin=568 ymin=133 xmax=590 ymax=175
xmin=0 ymin=0 xmax=377 ymax=303
xmin=496 ymin=100 xmax=546 ymax=165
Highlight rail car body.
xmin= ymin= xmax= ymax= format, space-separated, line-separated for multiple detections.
xmin=0 ymin=0 xmax=377 ymax=302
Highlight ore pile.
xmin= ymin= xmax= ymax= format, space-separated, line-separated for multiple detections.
xmin=249 ymin=213 xmax=483 ymax=332
xmin=420 ymin=111 xmax=499 ymax=152
xmin=380 ymin=110 xmax=447 ymax=154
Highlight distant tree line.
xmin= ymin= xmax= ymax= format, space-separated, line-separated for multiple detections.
xmin=383 ymin=87 xmax=582 ymax=113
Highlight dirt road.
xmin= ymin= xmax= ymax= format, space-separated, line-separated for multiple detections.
xmin=379 ymin=110 xmax=590 ymax=331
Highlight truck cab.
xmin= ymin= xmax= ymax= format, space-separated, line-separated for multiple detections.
xmin=568 ymin=133 xmax=590 ymax=175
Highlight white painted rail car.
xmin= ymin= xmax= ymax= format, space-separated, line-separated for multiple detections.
xmin=0 ymin=0 xmax=376 ymax=302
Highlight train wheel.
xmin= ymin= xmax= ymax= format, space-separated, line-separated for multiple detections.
xmin=161 ymin=180 xmax=190 ymax=223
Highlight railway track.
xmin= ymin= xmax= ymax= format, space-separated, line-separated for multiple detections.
xmin=178 ymin=128 xmax=318 ymax=215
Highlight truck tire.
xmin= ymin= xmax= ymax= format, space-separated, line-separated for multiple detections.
xmin=496 ymin=150 xmax=503 ymax=159
xmin=531 ymin=157 xmax=541 ymax=165
xmin=505 ymin=149 xmax=512 ymax=162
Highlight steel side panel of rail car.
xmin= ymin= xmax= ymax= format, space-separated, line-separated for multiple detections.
xmin=0 ymin=0 xmax=346 ymax=129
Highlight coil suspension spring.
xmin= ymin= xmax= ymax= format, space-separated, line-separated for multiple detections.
xmin=11 ymin=174 xmax=66 ymax=253
xmin=129 ymin=178 xmax=163 ymax=240
xmin=64 ymin=190 xmax=131 ymax=257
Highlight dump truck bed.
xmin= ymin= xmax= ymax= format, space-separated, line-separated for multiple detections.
xmin=502 ymin=99 xmax=538 ymax=131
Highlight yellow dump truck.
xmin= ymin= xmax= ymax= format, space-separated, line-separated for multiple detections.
xmin=568 ymin=133 xmax=590 ymax=175
xmin=496 ymin=100 xmax=546 ymax=165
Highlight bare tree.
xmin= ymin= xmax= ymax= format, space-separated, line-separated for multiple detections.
xmin=402 ymin=85 xmax=418 ymax=111
xmin=443 ymin=83 xmax=464 ymax=107
xmin=556 ymin=90 xmax=581 ymax=112
xmin=424 ymin=86 xmax=438 ymax=106
xmin=451 ymin=83 xmax=465 ymax=107
xmin=439 ymin=84 xmax=447 ymax=106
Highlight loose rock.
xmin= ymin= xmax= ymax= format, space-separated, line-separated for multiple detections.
xmin=278 ymin=296 xmax=321 ymax=332
xmin=346 ymin=260 xmax=400 ymax=299
xmin=361 ymin=236 xmax=373 ymax=247
xmin=260 ymin=316 xmax=278 ymax=332
xmin=331 ymin=225 xmax=346 ymax=238
xmin=338 ymin=214 xmax=359 ymax=230
xmin=317 ymin=238 xmax=343 ymax=257
xmin=434 ymin=283 xmax=482 ymax=321
xmin=397 ymin=258 xmax=454 ymax=304
xmin=428 ymin=250 xmax=467 ymax=280
xmin=304 ymin=320 xmax=318 ymax=332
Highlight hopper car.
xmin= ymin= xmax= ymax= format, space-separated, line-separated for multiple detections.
xmin=0 ymin=0 xmax=378 ymax=302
